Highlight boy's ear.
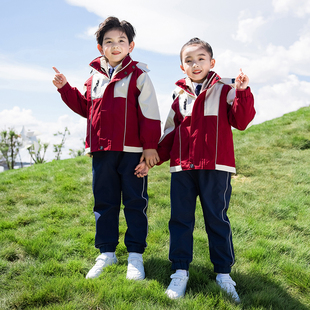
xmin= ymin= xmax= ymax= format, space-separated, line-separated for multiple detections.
xmin=129 ymin=41 xmax=135 ymax=53
xmin=180 ymin=64 xmax=185 ymax=74
xmin=97 ymin=44 xmax=104 ymax=55
xmin=210 ymin=58 xmax=216 ymax=69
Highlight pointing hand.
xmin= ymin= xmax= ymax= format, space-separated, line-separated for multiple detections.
xmin=235 ymin=68 xmax=249 ymax=90
xmin=52 ymin=67 xmax=67 ymax=89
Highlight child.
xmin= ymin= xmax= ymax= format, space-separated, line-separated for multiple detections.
xmin=52 ymin=16 xmax=161 ymax=281
xmin=157 ymin=38 xmax=255 ymax=302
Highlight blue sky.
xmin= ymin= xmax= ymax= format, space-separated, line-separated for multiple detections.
xmin=1 ymin=0 xmax=310 ymax=163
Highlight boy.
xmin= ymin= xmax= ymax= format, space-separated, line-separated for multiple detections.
xmin=52 ymin=17 xmax=161 ymax=281
xmin=157 ymin=38 xmax=255 ymax=302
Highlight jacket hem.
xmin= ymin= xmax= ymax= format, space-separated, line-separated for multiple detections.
xmin=169 ymin=164 xmax=236 ymax=174
xmin=215 ymin=164 xmax=236 ymax=174
xmin=170 ymin=165 xmax=183 ymax=173
xmin=123 ymin=146 xmax=143 ymax=153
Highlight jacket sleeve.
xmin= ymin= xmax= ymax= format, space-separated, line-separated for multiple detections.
xmin=57 ymin=82 xmax=88 ymax=118
xmin=157 ymin=99 xmax=180 ymax=164
xmin=227 ymin=87 xmax=255 ymax=130
xmin=136 ymin=72 xmax=161 ymax=149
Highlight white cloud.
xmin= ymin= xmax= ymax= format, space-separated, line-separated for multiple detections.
xmin=233 ymin=14 xmax=267 ymax=43
xmin=77 ymin=26 xmax=98 ymax=40
xmin=249 ymin=33 xmax=310 ymax=81
xmin=215 ymin=27 xmax=310 ymax=86
xmin=0 ymin=107 xmax=39 ymax=128
xmin=254 ymin=75 xmax=310 ymax=124
xmin=214 ymin=50 xmax=251 ymax=79
xmin=287 ymin=33 xmax=310 ymax=75
xmin=272 ymin=0 xmax=310 ymax=17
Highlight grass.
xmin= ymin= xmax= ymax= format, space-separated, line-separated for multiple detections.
xmin=0 ymin=106 xmax=310 ymax=309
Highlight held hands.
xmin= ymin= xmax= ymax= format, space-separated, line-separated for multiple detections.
xmin=140 ymin=149 xmax=160 ymax=169
xmin=135 ymin=149 xmax=160 ymax=178
xmin=52 ymin=67 xmax=67 ymax=89
xmin=134 ymin=161 xmax=149 ymax=178
xmin=235 ymin=68 xmax=249 ymax=90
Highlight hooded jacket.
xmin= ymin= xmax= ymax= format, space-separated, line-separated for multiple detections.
xmin=58 ymin=55 xmax=161 ymax=154
xmin=157 ymin=71 xmax=255 ymax=173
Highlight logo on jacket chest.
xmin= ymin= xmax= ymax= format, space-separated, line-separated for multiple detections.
xmin=179 ymin=93 xmax=195 ymax=116
xmin=91 ymin=74 xmax=132 ymax=100
xmin=91 ymin=75 xmax=109 ymax=99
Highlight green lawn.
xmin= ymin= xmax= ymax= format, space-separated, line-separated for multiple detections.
xmin=1 ymin=106 xmax=310 ymax=309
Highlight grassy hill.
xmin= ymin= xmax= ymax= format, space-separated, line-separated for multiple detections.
xmin=1 ymin=106 xmax=310 ymax=310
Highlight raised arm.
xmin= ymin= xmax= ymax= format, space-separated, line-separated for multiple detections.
xmin=227 ymin=69 xmax=255 ymax=130
xmin=53 ymin=67 xmax=88 ymax=118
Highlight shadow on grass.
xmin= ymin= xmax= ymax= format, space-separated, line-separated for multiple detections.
xmin=145 ymin=258 xmax=309 ymax=310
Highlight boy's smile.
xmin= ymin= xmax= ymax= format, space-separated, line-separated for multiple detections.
xmin=180 ymin=44 xmax=215 ymax=83
xmin=97 ymin=29 xmax=135 ymax=67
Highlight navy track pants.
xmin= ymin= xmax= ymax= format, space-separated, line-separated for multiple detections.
xmin=169 ymin=169 xmax=235 ymax=273
xmin=92 ymin=151 xmax=148 ymax=254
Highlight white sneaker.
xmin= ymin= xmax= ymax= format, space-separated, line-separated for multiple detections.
xmin=216 ymin=275 xmax=241 ymax=303
xmin=126 ymin=255 xmax=145 ymax=280
xmin=85 ymin=253 xmax=117 ymax=279
xmin=165 ymin=272 xmax=189 ymax=299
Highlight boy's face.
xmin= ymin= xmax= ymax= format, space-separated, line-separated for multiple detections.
xmin=180 ymin=44 xmax=215 ymax=83
xmin=97 ymin=29 xmax=135 ymax=67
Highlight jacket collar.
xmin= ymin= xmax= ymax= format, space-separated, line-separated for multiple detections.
xmin=175 ymin=71 xmax=221 ymax=96
xmin=89 ymin=54 xmax=137 ymax=80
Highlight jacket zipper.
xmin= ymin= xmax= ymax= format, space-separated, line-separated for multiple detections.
xmin=123 ymin=95 xmax=128 ymax=150
xmin=179 ymin=125 xmax=182 ymax=168
xmin=119 ymin=59 xmax=132 ymax=149
xmin=89 ymin=78 xmax=98 ymax=152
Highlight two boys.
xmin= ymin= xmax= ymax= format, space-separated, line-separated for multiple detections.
xmin=53 ymin=17 xmax=255 ymax=303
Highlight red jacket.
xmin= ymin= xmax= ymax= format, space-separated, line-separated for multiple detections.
xmin=158 ymin=71 xmax=255 ymax=173
xmin=58 ymin=55 xmax=161 ymax=154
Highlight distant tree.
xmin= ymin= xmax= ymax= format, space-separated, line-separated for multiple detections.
xmin=69 ymin=139 xmax=85 ymax=158
xmin=53 ymin=127 xmax=70 ymax=160
xmin=0 ymin=128 xmax=22 ymax=169
xmin=0 ymin=152 xmax=5 ymax=167
xmin=27 ymin=139 xmax=49 ymax=164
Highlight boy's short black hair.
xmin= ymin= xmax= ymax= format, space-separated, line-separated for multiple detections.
xmin=180 ymin=38 xmax=213 ymax=63
xmin=95 ymin=16 xmax=136 ymax=45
